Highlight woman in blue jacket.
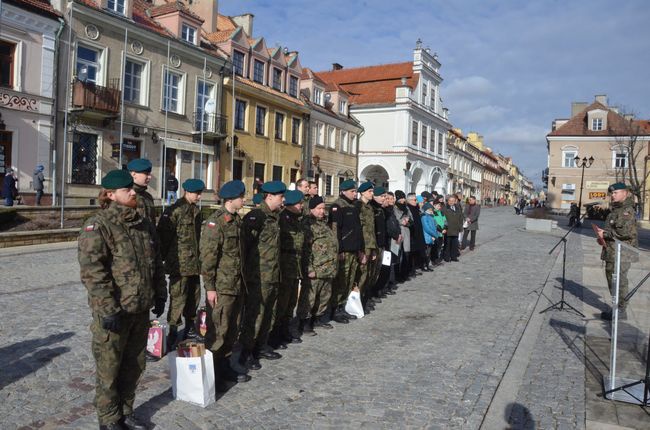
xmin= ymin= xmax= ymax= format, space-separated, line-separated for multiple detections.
xmin=421 ymin=203 xmax=439 ymax=270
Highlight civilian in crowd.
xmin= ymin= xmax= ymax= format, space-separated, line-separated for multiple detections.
xmin=33 ymin=165 xmax=45 ymax=206
xmin=421 ymin=203 xmax=439 ymax=270
xmin=461 ymin=196 xmax=481 ymax=251
xmin=442 ymin=195 xmax=463 ymax=262
xmin=394 ymin=190 xmax=412 ymax=282
xmin=431 ymin=201 xmax=447 ymax=264
xmin=407 ymin=193 xmax=427 ymax=274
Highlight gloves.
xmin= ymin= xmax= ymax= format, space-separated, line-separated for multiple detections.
xmin=102 ymin=312 xmax=122 ymax=333
xmin=153 ymin=298 xmax=166 ymax=318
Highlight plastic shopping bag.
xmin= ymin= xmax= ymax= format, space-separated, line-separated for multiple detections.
xmin=345 ymin=290 xmax=365 ymax=319
xmin=169 ymin=349 xmax=216 ymax=407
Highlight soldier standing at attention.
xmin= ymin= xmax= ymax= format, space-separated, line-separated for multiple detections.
xmin=594 ymin=182 xmax=638 ymax=320
xmin=78 ymin=170 xmax=166 ymax=430
xmin=355 ymin=181 xmax=378 ymax=313
xmin=200 ymin=180 xmax=251 ymax=387
xmin=329 ymin=179 xmax=363 ymax=324
xmin=127 ymin=158 xmax=157 ymax=224
xmin=157 ymin=179 xmax=204 ymax=348
xmin=299 ymin=195 xmax=339 ymax=334
xmin=369 ymin=187 xmax=388 ymax=303
xmin=272 ymin=190 xmax=306 ymax=348
xmin=239 ymin=180 xmax=286 ymax=370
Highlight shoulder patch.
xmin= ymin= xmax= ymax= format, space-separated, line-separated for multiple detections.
xmin=224 ymin=214 xmax=232 ymax=223
xmin=84 ymin=224 xmax=96 ymax=232
xmin=332 ymin=207 xmax=338 ymax=211
xmin=207 ymin=221 xmax=216 ymax=228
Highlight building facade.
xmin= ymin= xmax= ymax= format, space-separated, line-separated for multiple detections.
xmin=447 ymin=128 xmax=482 ymax=200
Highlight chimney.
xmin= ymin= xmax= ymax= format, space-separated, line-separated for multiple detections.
xmin=185 ymin=0 xmax=219 ymax=33
xmin=624 ymin=113 xmax=635 ymax=121
xmin=595 ymin=94 xmax=608 ymax=106
xmin=232 ymin=13 xmax=254 ymax=37
xmin=571 ymin=102 xmax=588 ymax=117
xmin=332 ymin=63 xmax=343 ymax=71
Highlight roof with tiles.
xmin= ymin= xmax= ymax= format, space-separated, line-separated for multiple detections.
xmin=6 ymin=0 xmax=62 ymax=18
xmin=149 ymin=0 xmax=204 ymax=22
xmin=216 ymin=13 xmax=237 ymax=31
xmin=206 ymin=30 xmax=233 ymax=44
xmin=548 ymin=101 xmax=650 ymax=137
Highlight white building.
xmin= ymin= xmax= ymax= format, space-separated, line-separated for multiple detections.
xmin=316 ymin=41 xmax=451 ymax=193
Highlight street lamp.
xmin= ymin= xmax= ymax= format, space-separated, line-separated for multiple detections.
xmin=574 ymin=155 xmax=594 ymax=226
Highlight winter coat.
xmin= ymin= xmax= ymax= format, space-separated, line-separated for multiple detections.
xmin=32 ymin=169 xmax=44 ymax=191
xmin=394 ymin=204 xmax=411 ymax=252
xmin=442 ymin=205 xmax=464 ymax=236
xmin=463 ymin=203 xmax=481 ymax=231
xmin=2 ymin=174 xmax=17 ymax=199
xmin=408 ymin=204 xmax=426 ymax=251
xmin=433 ymin=210 xmax=447 ymax=232
xmin=421 ymin=213 xmax=439 ymax=245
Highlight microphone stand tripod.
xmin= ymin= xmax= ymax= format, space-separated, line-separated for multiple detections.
xmin=539 ymin=212 xmax=586 ymax=317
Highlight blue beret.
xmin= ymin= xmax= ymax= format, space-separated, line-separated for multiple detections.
xmin=261 ymin=180 xmax=286 ymax=194
xmin=219 ymin=180 xmax=245 ymax=199
xmin=127 ymin=158 xmax=152 ymax=173
xmin=182 ymin=179 xmax=205 ymax=192
xmin=340 ymin=179 xmax=356 ymax=191
xmin=284 ymin=190 xmax=304 ymax=206
xmin=374 ymin=186 xmax=386 ymax=196
xmin=358 ymin=181 xmax=374 ymax=193
xmin=101 ymin=169 xmax=133 ymax=189
xmin=252 ymin=193 xmax=263 ymax=205
xmin=609 ymin=182 xmax=628 ymax=191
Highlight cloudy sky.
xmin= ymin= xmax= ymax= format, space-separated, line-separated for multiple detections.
xmin=220 ymin=0 xmax=650 ymax=185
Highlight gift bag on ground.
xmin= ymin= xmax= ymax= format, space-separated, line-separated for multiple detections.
xmin=168 ymin=348 xmax=216 ymax=407
xmin=345 ymin=290 xmax=365 ymax=319
xmin=146 ymin=320 xmax=167 ymax=359
xmin=195 ymin=307 xmax=208 ymax=338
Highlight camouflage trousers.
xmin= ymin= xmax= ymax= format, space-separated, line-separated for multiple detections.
xmin=274 ymin=277 xmax=299 ymax=328
xmin=606 ymin=260 xmax=631 ymax=309
xmin=369 ymin=248 xmax=384 ymax=293
xmin=355 ymin=250 xmax=377 ymax=298
xmin=297 ymin=278 xmax=333 ymax=320
xmin=240 ymin=282 xmax=278 ymax=351
xmin=331 ymin=252 xmax=359 ymax=309
xmin=205 ymin=293 xmax=243 ymax=361
xmin=167 ymin=275 xmax=201 ymax=328
xmin=91 ymin=311 xmax=148 ymax=425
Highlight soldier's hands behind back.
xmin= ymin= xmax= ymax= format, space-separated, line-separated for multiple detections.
xmin=102 ymin=312 xmax=122 ymax=333
xmin=153 ymin=298 xmax=166 ymax=318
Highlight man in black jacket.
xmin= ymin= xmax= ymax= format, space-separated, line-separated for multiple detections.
xmin=442 ymin=195 xmax=463 ymax=262
xmin=407 ymin=193 xmax=427 ymax=273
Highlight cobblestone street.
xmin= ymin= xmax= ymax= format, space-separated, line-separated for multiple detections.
xmin=0 ymin=207 xmax=638 ymax=429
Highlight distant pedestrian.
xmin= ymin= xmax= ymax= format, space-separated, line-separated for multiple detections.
xmin=33 ymin=165 xmax=45 ymax=205
xmin=461 ymin=196 xmax=480 ymax=251
xmin=2 ymin=168 xmax=17 ymax=206
xmin=518 ymin=197 xmax=526 ymax=215
xmin=165 ymin=171 xmax=179 ymax=205
xmin=442 ymin=195 xmax=463 ymax=262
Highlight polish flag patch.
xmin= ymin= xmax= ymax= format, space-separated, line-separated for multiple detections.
xmin=84 ymin=224 xmax=95 ymax=231
xmin=207 ymin=221 xmax=216 ymax=228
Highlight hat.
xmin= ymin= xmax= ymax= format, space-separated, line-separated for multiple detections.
xmin=126 ymin=158 xmax=152 ymax=173
xmin=36 ymin=164 xmax=44 ymax=172
xmin=284 ymin=190 xmax=304 ymax=206
xmin=182 ymin=179 xmax=205 ymax=193
xmin=101 ymin=169 xmax=133 ymax=189
xmin=433 ymin=200 xmax=443 ymax=207
xmin=358 ymin=181 xmax=374 ymax=193
xmin=421 ymin=191 xmax=432 ymax=200
xmin=339 ymin=179 xmax=356 ymax=191
xmin=422 ymin=203 xmax=433 ymax=212
xmin=252 ymin=193 xmax=263 ymax=205
xmin=609 ymin=182 xmax=628 ymax=192
xmin=374 ymin=186 xmax=386 ymax=196
xmin=309 ymin=195 xmax=324 ymax=209
xmin=261 ymin=180 xmax=287 ymax=194
xmin=395 ymin=190 xmax=406 ymax=200
xmin=219 ymin=180 xmax=245 ymax=199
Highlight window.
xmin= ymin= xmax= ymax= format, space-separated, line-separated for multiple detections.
xmin=351 ymin=134 xmax=357 ymax=154
xmin=592 ymin=118 xmax=603 ymax=131
xmin=162 ymin=68 xmax=183 ymax=113
xmin=235 ymin=99 xmax=246 ymax=130
xmin=437 ymin=132 xmax=443 ymax=155
xmin=341 ymin=131 xmax=348 ymax=152
xmin=232 ymin=50 xmax=245 ymax=76
xmin=325 ymin=175 xmax=333 ymax=196
xmin=232 ymin=159 xmax=243 ymax=180
xmin=107 ymin=0 xmax=125 ymax=15
xmin=429 ymin=129 xmax=435 ymax=152
xmin=272 ymin=67 xmax=282 ymax=91
xmin=193 ymin=153 xmax=209 ymax=183
xmin=255 ymin=105 xmax=266 ymax=135
xmin=313 ymin=87 xmax=323 ymax=105
xmin=339 ymin=100 xmax=347 ymax=114
xmin=290 ymin=168 xmax=299 ymax=183
xmin=195 ymin=79 xmax=214 ymax=131
xmin=124 ymin=59 xmax=143 ymax=104
xmin=421 ymin=125 xmax=427 ymax=148
xmin=315 ymin=122 xmax=324 ymax=146
xmin=327 ymin=126 xmax=335 ymax=149
xmin=181 ymin=24 xmax=197 ymax=44
xmin=430 ymin=87 xmax=436 ymax=111
xmin=71 ymin=132 xmax=97 ymax=184
xmin=252 ymin=60 xmax=265 ymax=84
xmin=254 ymin=162 xmax=265 ymax=185
xmin=562 ymin=150 xmax=577 ymax=167
xmin=0 ymin=40 xmax=15 ymax=88
xmin=411 ymin=121 xmax=418 ymax=146
xmin=275 ymin=112 xmax=284 ymax=140
xmin=117 ymin=139 xmax=141 ymax=170
xmin=422 ymin=83 xmax=427 ymax=105
xmin=289 ymin=75 xmax=298 ymax=97
xmin=273 ymin=165 xmax=283 ymax=181
xmin=291 ymin=118 xmax=301 ymax=144
xmin=614 ymin=150 xmax=627 ymax=168
xmin=76 ymin=45 xmax=100 ymax=83
xmin=561 ymin=183 xmax=576 ymax=201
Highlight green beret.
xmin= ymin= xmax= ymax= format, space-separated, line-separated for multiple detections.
xmin=340 ymin=179 xmax=356 ymax=191
xmin=182 ymin=179 xmax=205 ymax=192
xmin=101 ymin=169 xmax=133 ymax=189
xmin=219 ymin=180 xmax=245 ymax=199
xmin=127 ymin=158 xmax=152 ymax=173
xmin=374 ymin=186 xmax=386 ymax=196
xmin=252 ymin=193 xmax=263 ymax=205
xmin=284 ymin=190 xmax=304 ymax=206
xmin=358 ymin=181 xmax=374 ymax=193
xmin=261 ymin=180 xmax=286 ymax=194
xmin=609 ymin=182 xmax=628 ymax=192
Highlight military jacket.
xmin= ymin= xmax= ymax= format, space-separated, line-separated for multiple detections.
xmin=78 ymin=203 xmax=166 ymax=317
xmin=602 ymin=196 xmax=638 ymax=262
xmin=157 ymin=197 xmax=202 ymax=276
xmin=370 ymin=200 xmax=387 ymax=248
xmin=279 ymin=209 xmax=305 ymax=279
xmin=357 ymin=199 xmax=377 ymax=254
xmin=133 ymin=183 xmax=157 ymax=224
xmin=304 ymin=215 xmax=339 ymax=279
xmin=329 ymin=196 xmax=363 ymax=252
xmin=242 ymin=201 xmax=281 ymax=285
xmin=200 ymin=208 xmax=243 ymax=295
xmin=302 ymin=195 xmax=312 ymax=216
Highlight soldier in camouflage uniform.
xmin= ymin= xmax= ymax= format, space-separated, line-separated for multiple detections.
xmin=355 ymin=181 xmax=378 ymax=312
xmin=271 ymin=190 xmax=305 ymax=347
xmin=157 ymin=179 xmax=204 ymax=348
xmin=78 ymin=169 xmax=166 ymax=430
xmin=299 ymin=196 xmax=339 ymax=335
xmin=239 ymin=180 xmax=286 ymax=370
xmin=127 ymin=158 xmax=157 ymax=224
xmin=594 ymin=182 xmax=638 ymax=320
xmin=200 ymin=180 xmax=251 ymax=386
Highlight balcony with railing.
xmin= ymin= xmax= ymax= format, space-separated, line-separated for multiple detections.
xmin=72 ymin=78 xmax=121 ymax=115
xmin=192 ymin=111 xmax=228 ymax=137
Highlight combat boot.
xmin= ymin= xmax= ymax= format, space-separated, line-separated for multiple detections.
xmin=239 ymin=350 xmax=262 ymax=371
xmin=121 ymin=413 xmax=148 ymax=430
xmin=268 ymin=326 xmax=288 ymax=350
xmin=255 ymin=346 xmax=282 ymax=360
xmin=99 ymin=422 xmax=123 ymax=430
xmin=313 ymin=315 xmax=333 ymax=330
xmin=300 ymin=318 xmax=317 ymax=336
xmin=284 ymin=320 xmax=302 ymax=344
xmin=219 ymin=358 xmax=251 ymax=383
